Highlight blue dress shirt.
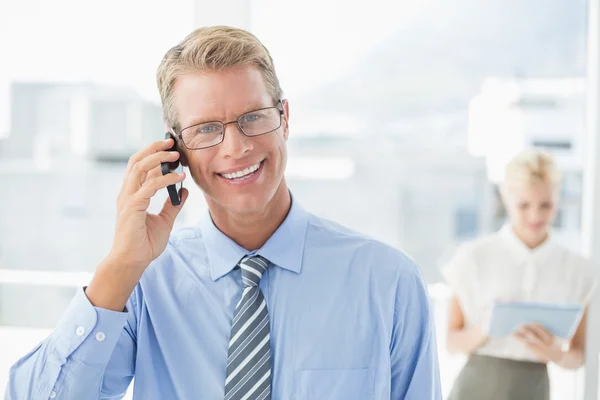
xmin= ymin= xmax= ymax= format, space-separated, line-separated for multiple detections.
xmin=6 ymin=198 xmax=442 ymax=399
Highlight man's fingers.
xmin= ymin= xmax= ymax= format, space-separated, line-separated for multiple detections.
xmin=147 ymin=164 xmax=164 ymax=181
xmin=125 ymin=151 xmax=180 ymax=195
xmin=136 ymin=171 xmax=186 ymax=201
xmin=159 ymin=187 xmax=189 ymax=226
xmin=119 ymin=138 xmax=176 ymax=196
xmin=127 ymin=138 xmax=175 ymax=170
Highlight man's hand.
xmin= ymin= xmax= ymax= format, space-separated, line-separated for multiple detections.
xmin=109 ymin=137 xmax=189 ymax=271
xmin=86 ymin=138 xmax=189 ymax=311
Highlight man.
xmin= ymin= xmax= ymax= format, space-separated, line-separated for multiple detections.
xmin=6 ymin=26 xmax=441 ymax=399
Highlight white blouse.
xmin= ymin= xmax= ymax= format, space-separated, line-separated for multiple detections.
xmin=442 ymin=225 xmax=598 ymax=362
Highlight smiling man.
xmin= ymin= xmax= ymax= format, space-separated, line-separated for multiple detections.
xmin=6 ymin=26 xmax=441 ymax=400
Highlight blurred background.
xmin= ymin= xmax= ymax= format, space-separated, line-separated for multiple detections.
xmin=1 ymin=0 xmax=600 ymax=398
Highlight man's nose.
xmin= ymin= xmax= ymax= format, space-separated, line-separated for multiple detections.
xmin=220 ymin=123 xmax=253 ymax=158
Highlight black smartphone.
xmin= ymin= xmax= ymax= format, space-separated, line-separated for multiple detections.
xmin=161 ymin=131 xmax=182 ymax=206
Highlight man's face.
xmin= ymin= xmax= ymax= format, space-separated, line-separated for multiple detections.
xmin=172 ymin=65 xmax=289 ymax=216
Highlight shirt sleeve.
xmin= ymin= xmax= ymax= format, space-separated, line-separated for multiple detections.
xmin=5 ymin=287 xmax=137 ymax=400
xmin=390 ymin=259 xmax=442 ymax=400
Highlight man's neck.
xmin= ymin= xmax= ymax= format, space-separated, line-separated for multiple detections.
xmin=208 ymin=182 xmax=292 ymax=251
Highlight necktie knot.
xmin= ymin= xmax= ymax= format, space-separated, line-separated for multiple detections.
xmin=239 ymin=255 xmax=270 ymax=287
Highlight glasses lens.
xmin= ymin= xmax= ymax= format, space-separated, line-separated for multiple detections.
xmin=181 ymin=122 xmax=224 ymax=149
xmin=239 ymin=108 xmax=281 ymax=136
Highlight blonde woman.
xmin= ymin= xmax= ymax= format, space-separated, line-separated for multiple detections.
xmin=443 ymin=149 xmax=597 ymax=400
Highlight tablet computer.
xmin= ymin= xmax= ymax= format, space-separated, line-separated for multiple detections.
xmin=488 ymin=301 xmax=584 ymax=339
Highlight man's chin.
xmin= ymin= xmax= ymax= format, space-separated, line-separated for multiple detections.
xmin=222 ymin=197 xmax=269 ymax=216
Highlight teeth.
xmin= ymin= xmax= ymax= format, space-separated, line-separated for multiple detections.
xmin=222 ymin=162 xmax=261 ymax=180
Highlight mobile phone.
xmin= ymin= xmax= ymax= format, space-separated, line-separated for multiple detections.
xmin=161 ymin=131 xmax=182 ymax=205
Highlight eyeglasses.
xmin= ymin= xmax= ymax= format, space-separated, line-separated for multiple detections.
xmin=175 ymin=102 xmax=284 ymax=150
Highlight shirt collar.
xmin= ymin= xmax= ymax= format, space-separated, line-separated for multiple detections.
xmin=200 ymin=194 xmax=309 ymax=281
xmin=499 ymin=224 xmax=556 ymax=264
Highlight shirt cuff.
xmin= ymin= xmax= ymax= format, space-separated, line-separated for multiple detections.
xmin=49 ymin=287 xmax=129 ymax=366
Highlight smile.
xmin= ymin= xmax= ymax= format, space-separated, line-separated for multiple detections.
xmin=219 ymin=161 xmax=262 ymax=180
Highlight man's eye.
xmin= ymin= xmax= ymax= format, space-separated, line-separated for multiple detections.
xmin=242 ymin=114 xmax=261 ymax=123
xmin=197 ymin=124 xmax=220 ymax=134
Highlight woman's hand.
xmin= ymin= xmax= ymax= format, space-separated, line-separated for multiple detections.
xmin=514 ymin=323 xmax=564 ymax=364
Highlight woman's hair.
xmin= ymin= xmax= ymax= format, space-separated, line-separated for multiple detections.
xmin=156 ymin=26 xmax=283 ymax=130
xmin=502 ymin=148 xmax=561 ymax=191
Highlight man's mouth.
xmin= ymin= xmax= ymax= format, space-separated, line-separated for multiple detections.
xmin=218 ymin=161 xmax=263 ymax=181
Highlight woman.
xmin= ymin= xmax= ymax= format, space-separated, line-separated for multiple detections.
xmin=443 ymin=149 xmax=597 ymax=400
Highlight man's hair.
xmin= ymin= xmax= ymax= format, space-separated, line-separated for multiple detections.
xmin=503 ymin=148 xmax=561 ymax=190
xmin=156 ymin=26 xmax=283 ymax=130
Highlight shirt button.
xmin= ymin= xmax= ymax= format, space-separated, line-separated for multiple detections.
xmin=95 ymin=332 xmax=106 ymax=342
xmin=76 ymin=326 xmax=85 ymax=336
xmin=49 ymin=391 xmax=57 ymax=398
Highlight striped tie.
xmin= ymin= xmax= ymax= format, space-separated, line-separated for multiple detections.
xmin=224 ymin=255 xmax=272 ymax=400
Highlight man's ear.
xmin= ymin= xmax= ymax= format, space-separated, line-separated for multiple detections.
xmin=281 ymin=99 xmax=290 ymax=141
xmin=169 ymin=127 xmax=190 ymax=168
xmin=179 ymin=147 xmax=190 ymax=168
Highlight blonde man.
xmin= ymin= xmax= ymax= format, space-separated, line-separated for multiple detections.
xmin=443 ymin=149 xmax=597 ymax=400
xmin=6 ymin=26 xmax=441 ymax=400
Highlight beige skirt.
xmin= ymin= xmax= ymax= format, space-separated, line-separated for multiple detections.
xmin=447 ymin=354 xmax=550 ymax=400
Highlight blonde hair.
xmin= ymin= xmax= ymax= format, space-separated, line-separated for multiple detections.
xmin=156 ymin=26 xmax=283 ymax=130
xmin=502 ymin=149 xmax=561 ymax=190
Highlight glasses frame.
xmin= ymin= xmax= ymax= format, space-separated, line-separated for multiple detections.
xmin=173 ymin=100 xmax=285 ymax=150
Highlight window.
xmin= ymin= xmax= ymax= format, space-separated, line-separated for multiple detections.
xmin=455 ymin=206 xmax=480 ymax=238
